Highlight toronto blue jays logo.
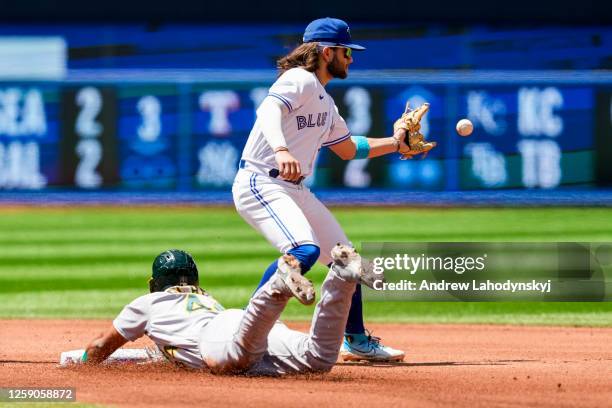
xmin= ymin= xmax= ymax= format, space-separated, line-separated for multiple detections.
xmin=296 ymin=112 xmax=328 ymax=130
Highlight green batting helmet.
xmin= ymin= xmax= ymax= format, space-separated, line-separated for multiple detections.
xmin=149 ymin=249 xmax=199 ymax=292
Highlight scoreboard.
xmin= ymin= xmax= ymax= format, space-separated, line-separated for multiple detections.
xmin=0 ymin=78 xmax=605 ymax=192
xmin=456 ymin=86 xmax=594 ymax=190
xmin=325 ymin=83 xmax=596 ymax=190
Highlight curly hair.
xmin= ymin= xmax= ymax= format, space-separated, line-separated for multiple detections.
xmin=276 ymin=43 xmax=321 ymax=76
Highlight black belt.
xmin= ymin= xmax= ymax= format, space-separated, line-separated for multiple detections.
xmin=267 ymin=168 xmax=305 ymax=185
xmin=239 ymin=159 xmax=304 ymax=185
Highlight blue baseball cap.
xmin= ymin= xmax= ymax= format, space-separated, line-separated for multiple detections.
xmin=303 ymin=17 xmax=365 ymax=51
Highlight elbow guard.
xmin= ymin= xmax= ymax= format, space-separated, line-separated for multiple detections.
xmin=351 ymin=136 xmax=370 ymax=159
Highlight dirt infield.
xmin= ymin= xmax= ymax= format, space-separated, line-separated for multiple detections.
xmin=1 ymin=320 xmax=611 ymax=407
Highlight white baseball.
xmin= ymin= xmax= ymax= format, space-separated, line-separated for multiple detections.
xmin=456 ymin=119 xmax=473 ymax=137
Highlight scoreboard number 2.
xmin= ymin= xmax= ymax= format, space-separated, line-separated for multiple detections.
xmin=60 ymin=86 xmax=118 ymax=188
xmin=75 ymin=87 xmax=103 ymax=188
xmin=75 ymin=87 xmax=103 ymax=138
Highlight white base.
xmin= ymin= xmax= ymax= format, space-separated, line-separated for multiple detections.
xmin=59 ymin=348 xmax=160 ymax=366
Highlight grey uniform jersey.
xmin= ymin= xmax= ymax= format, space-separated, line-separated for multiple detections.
xmin=113 ymin=286 xmax=224 ymax=369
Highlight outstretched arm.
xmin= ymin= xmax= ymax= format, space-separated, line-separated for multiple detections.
xmin=329 ymin=129 xmax=408 ymax=160
xmin=330 ymin=102 xmax=436 ymax=161
xmin=83 ymin=325 xmax=128 ymax=364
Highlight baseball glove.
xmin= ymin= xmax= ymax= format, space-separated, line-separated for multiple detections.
xmin=393 ymin=102 xmax=437 ymax=160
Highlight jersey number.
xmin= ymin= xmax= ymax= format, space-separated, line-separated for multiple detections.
xmin=185 ymin=293 xmax=224 ymax=313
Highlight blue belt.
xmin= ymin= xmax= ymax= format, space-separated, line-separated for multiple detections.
xmin=239 ymin=159 xmax=304 ymax=185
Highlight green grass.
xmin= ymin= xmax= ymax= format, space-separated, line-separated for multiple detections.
xmin=1 ymin=207 xmax=611 ymax=326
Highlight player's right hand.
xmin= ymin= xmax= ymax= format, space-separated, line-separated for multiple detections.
xmin=275 ymin=150 xmax=302 ymax=181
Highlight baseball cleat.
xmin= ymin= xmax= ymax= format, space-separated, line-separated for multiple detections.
xmin=340 ymin=332 xmax=405 ymax=362
xmin=330 ymin=244 xmax=384 ymax=289
xmin=275 ymin=254 xmax=315 ymax=305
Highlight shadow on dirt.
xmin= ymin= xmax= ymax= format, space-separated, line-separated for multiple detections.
xmin=335 ymin=359 xmax=538 ymax=368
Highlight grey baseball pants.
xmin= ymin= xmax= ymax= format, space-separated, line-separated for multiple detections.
xmin=199 ymin=267 xmax=355 ymax=375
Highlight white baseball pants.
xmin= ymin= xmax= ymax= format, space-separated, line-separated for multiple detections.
xmin=232 ymin=169 xmax=350 ymax=265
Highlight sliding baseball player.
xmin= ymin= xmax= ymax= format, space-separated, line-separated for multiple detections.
xmin=77 ymin=247 xmax=384 ymax=375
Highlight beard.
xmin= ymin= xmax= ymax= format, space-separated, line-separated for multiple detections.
xmin=327 ymin=56 xmax=348 ymax=79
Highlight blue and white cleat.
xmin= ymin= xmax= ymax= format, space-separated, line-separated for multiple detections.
xmin=340 ymin=331 xmax=405 ymax=362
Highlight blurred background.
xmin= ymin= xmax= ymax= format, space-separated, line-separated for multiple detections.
xmin=0 ymin=0 xmax=610 ymax=322
xmin=0 ymin=0 xmax=611 ymax=202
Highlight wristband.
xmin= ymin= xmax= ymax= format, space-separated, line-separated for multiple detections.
xmin=392 ymin=136 xmax=401 ymax=152
xmin=351 ymin=136 xmax=370 ymax=160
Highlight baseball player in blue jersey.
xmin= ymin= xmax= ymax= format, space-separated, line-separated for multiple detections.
xmin=233 ymin=17 xmax=435 ymax=361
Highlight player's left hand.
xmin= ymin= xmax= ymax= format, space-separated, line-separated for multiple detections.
xmin=393 ymin=129 xmax=417 ymax=160
xmin=393 ymin=102 xmax=437 ymax=160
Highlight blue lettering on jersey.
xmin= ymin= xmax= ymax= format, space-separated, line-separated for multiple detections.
xmin=297 ymin=112 xmax=328 ymax=130
xmin=317 ymin=112 xmax=328 ymax=126
xmin=297 ymin=116 xmax=307 ymax=129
